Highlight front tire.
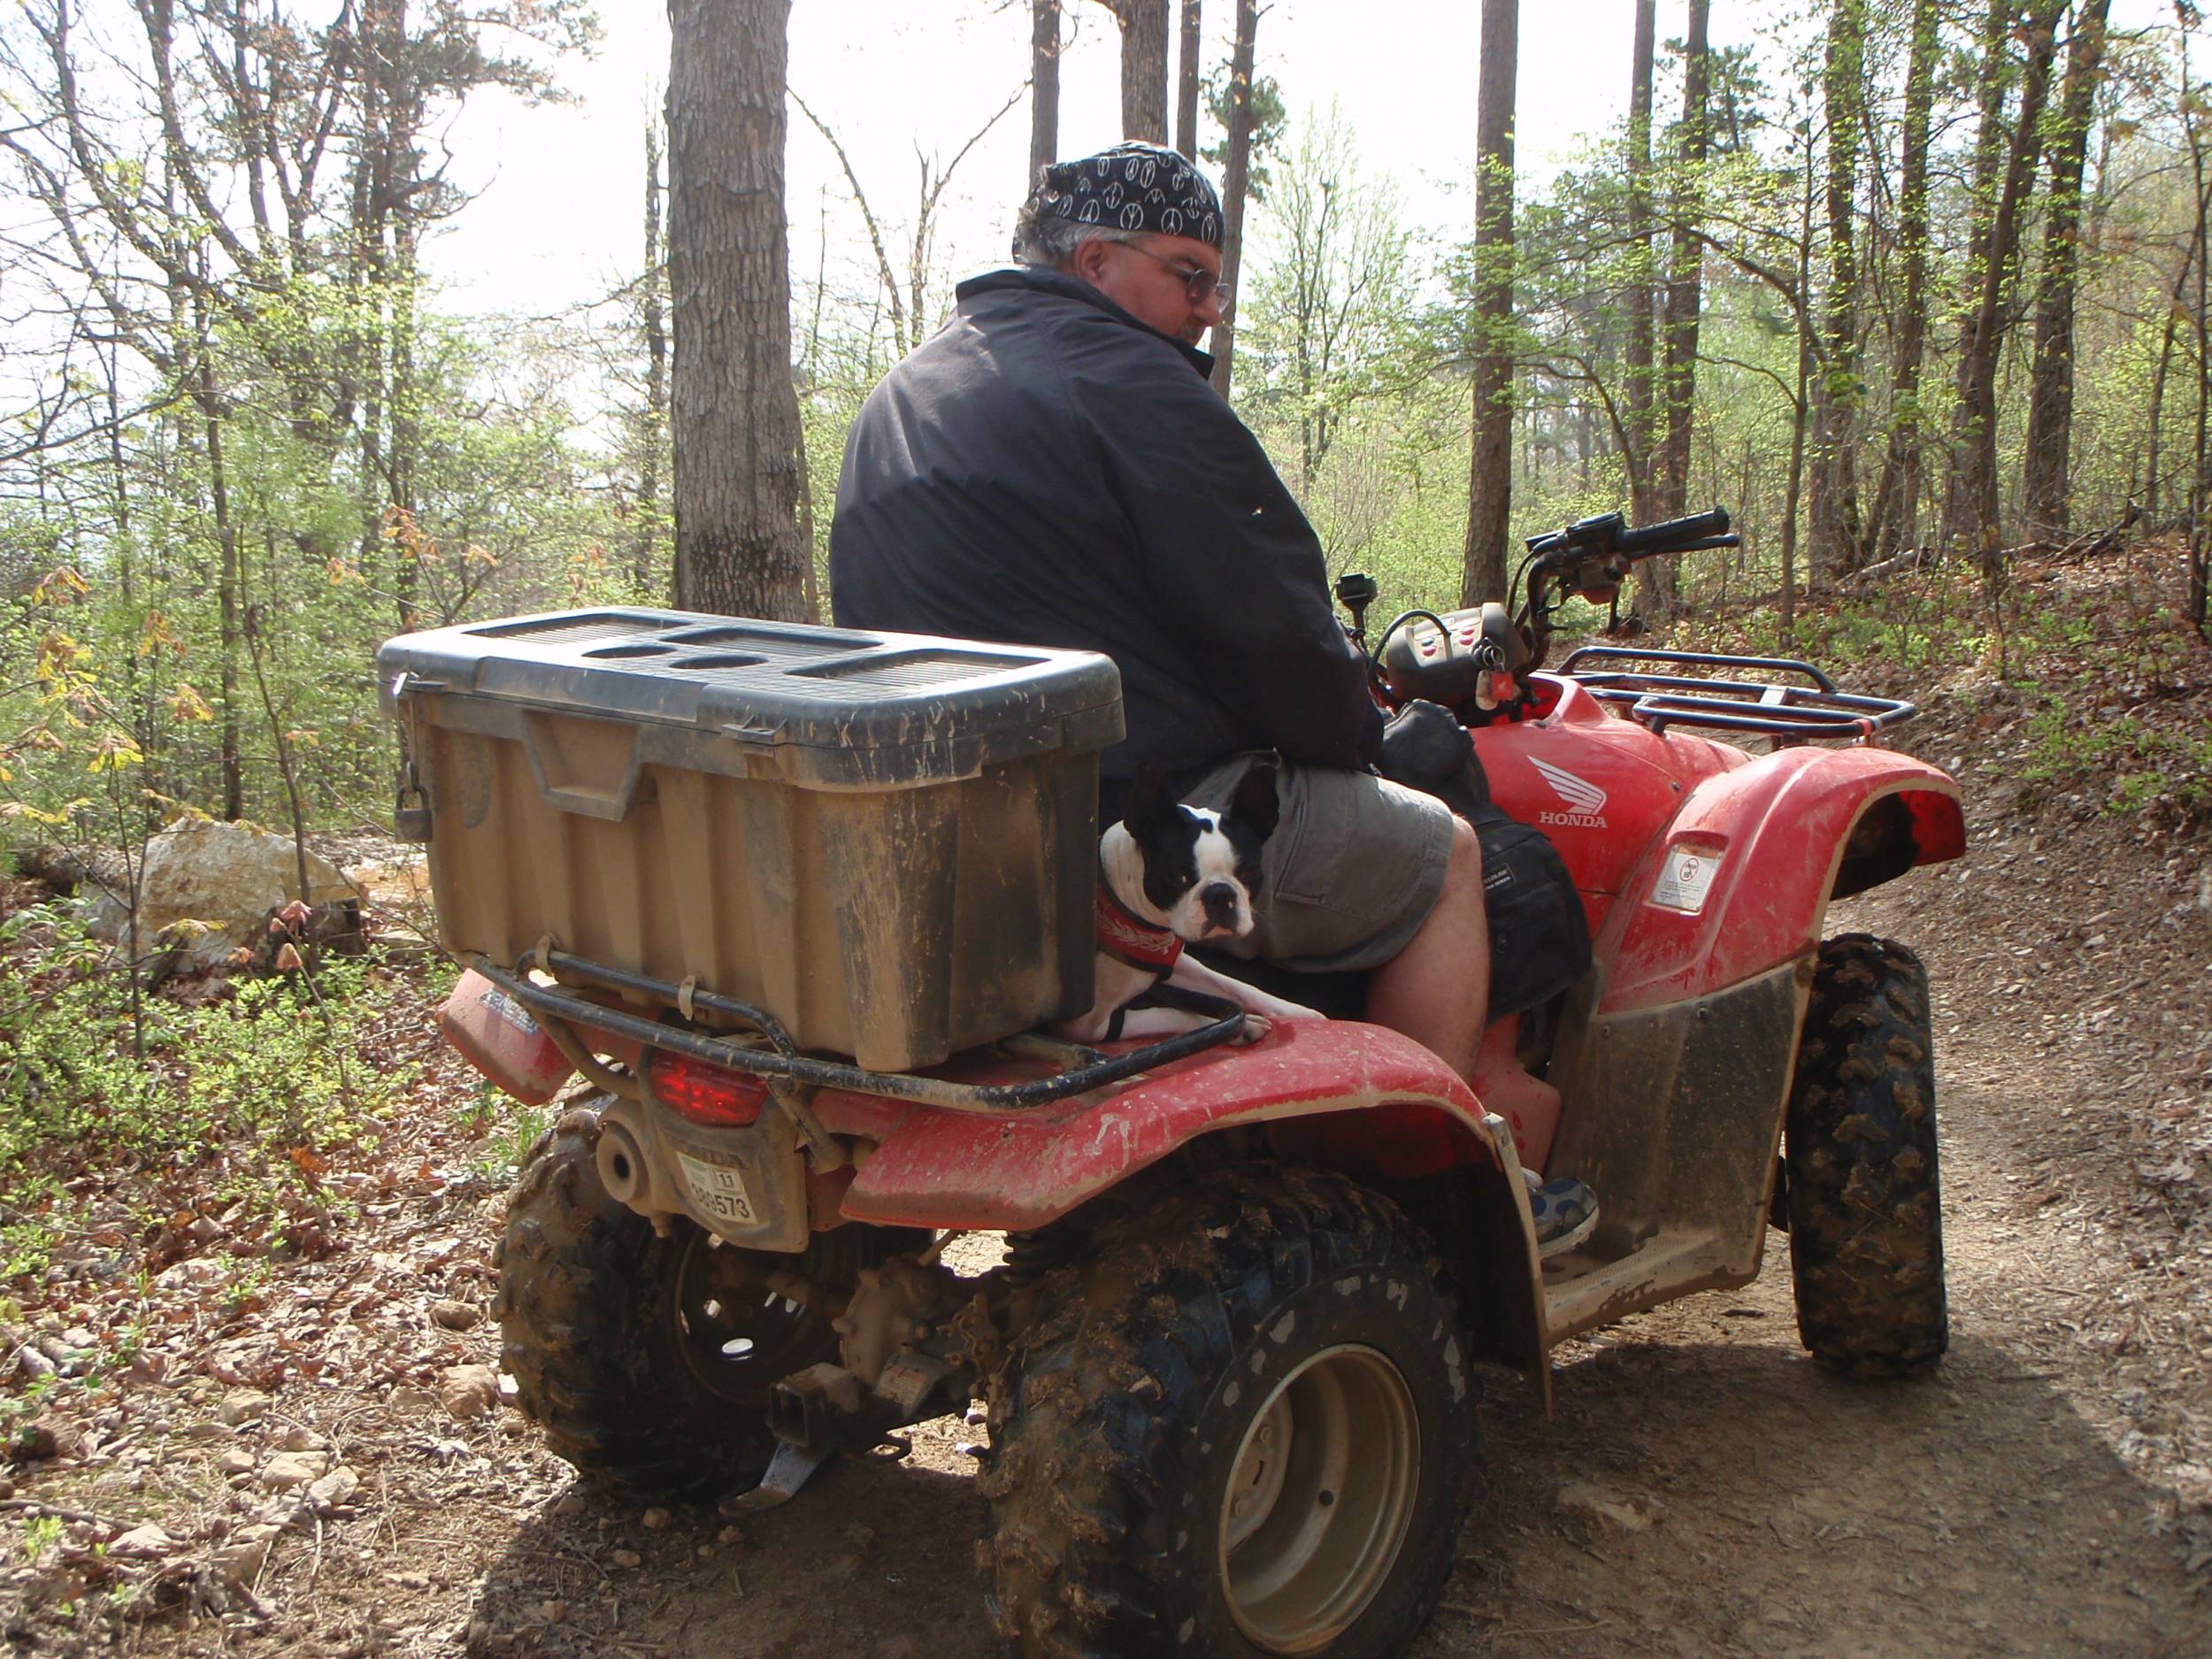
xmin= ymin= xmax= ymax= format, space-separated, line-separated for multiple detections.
xmin=979 ymin=1166 xmax=1478 ymax=1659
xmin=1784 ymin=935 xmax=1949 ymax=1377
xmin=492 ymin=1103 xmax=913 ymax=1495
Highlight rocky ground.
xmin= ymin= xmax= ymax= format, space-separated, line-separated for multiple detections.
xmin=2 ymin=565 xmax=2208 ymax=1657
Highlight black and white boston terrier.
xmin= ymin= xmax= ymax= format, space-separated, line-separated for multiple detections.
xmin=1057 ymin=761 xmax=1322 ymax=1045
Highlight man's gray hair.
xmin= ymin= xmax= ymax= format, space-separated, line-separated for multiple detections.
xmin=1012 ymin=199 xmax=1142 ymax=269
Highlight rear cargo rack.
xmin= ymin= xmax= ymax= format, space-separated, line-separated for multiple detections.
xmin=1557 ymin=646 xmax=1916 ymax=741
xmin=471 ymin=953 xmax=1245 ymax=1115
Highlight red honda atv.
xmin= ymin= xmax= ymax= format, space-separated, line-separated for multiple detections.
xmin=386 ymin=506 xmax=1962 ymax=1659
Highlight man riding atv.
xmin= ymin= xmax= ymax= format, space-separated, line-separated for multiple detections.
xmin=828 ymin=142 xmax=1596 ymax=1247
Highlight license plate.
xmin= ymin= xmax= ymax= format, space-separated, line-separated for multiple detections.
xmin=676 ymin=1150 xmax=757 ymax=1226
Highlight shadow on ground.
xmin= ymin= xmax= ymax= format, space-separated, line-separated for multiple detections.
xmin=459 ymin=1315 xmax=2198 ymax=1659
xmin=470 ymin=1437 xmax=992 ymax=1659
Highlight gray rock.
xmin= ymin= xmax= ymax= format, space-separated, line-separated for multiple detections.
xmin=83 ymin=820 xmax=357 ymax=968
xmin=216 ymin=1391 xmax=271 ymax=1427
xmin=213 ymin=1523 xmax=280 ymax=1586
xmin=108 ymin=1524 xmax=173 ymax=1559
xmin=429 ymin=1300 xmax=482 ymax=1332
xmin=1555 ymin=1479 xmax=1663 ymax=1532
xmin=306 ymin=1465 xmax=359 ymax=1515
xmin=258 ymin=1451 xmax=328 ymax=1489
xmin=439 ymin=1364 xmax=499 ymax=1420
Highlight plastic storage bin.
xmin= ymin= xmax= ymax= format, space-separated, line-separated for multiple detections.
xmin=378 ymin=608 xmax=1123 ymax=1070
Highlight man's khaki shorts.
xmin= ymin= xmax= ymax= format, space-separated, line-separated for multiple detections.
xmin=1179 ymin=755 xmax=1456 ymax=973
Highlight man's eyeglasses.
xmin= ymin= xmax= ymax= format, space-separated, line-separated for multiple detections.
xmin=1123 ymin=242 xmax=1231 ymax=305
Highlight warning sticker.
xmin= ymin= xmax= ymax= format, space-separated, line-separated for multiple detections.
xmin=480 ymin=987 xmax=539 ymax=1036
xmin=1650 ymin=846 xmax=1724 ymax=914
xmin=677 ymin=1150 xmax=757 ymax=1227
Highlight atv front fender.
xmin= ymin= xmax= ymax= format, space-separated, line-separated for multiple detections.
xmin=814 ymin=1019 xmax=1550 ymax=1385
xmin=1602 ymin=746 xmax=1962 ymax=1013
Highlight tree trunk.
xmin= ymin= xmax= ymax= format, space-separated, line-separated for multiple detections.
xmin=1647 ymin=0 xmax=1710 ymax=616
xmin=388 ymin=213 xmax=422 ymax=626
xmin=2188 ymin=31 xmax=2212 ymax=632
xmin=2143 ymin=243 xmax=2192 ymax=523
xmin=1461 ymin=0 xmax=1517 ymax=606
xmin=1208 ymin=0 xmax=1258 ymax=398
xmin=1942 ymin=0 xmax=2062 ymax=580
xmin=2022 ymin=0 xmax=2112 ymax=535
xmin=1623 ymin=0 xmax=1658 ymax=526
xmin=1029 ymin=0 xmax=1059 ymax=190
xmin=1175 ymin=1 xmax=1201 ymax=160
xmin=1782 ymin=119 xmax=1817 ymax=633
xmin=666 ymin=0 xmax=810 ymax=619
xmin=1808 ymin=0 xmax=1864 ymax=581
xmin=1864 ymin=0 xmax=1939 ymax=561
xmin=639 ymin=116 xmax=669 ymax=595
xmin=196 ymin=285 xmax=244 ymax=824
xmin=1106 ymin=1 xmax=1170 ymax=144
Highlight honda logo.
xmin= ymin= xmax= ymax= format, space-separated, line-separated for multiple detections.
xmin=1532 ymin=757 xmax=1609 ymax=827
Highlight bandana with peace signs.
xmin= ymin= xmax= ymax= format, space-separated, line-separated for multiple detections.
xmin=1034 ymin=142 xmax=1224 ymax=247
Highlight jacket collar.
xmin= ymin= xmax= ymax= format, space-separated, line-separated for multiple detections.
xmin=956 ymin=265 xmax=1217 ymax=380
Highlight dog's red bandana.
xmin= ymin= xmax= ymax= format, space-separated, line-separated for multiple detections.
xmin=1095 ymin=879 xmax=1182 ymax=978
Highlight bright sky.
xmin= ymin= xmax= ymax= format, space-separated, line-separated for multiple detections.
xmin=428 ymin=0 xmax=2176 ymax=323
xmin=431 ymin=0 xmax=1666 ymax=319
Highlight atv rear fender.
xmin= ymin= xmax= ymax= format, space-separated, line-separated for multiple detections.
xmin=816 ymin=1020 xmax=1550 ymax=1386
xmin=1601 ymin=746 xmax=1962 ymax=1014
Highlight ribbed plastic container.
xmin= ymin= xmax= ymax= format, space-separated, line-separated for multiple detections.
xmin=378 ymin=608 xmax=1123 ymax=1070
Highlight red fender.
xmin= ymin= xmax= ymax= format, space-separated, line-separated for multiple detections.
xmin=811 ymin=1019 xmax=1551 ymax=1383
xmin=1601 ymin=746 xmax=1963 ymax=1013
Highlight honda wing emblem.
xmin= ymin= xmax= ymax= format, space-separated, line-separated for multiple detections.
xmin=1531 ymin=757 xmax=1609 ymax=826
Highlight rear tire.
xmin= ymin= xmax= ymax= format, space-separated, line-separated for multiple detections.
xmin=1784 ymin=935 xmax=1948 ymax=1377
xmin=979 ymin=1166 xmax=1478 ymax=1659
xmin=492 ymin=1102 xmax=916 ymax=1495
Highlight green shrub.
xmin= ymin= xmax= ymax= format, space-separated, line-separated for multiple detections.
xmin=0 ymin=912 xmax=419 ymax=1278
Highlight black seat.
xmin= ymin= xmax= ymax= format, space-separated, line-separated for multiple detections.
xmin=1186 ymin=949 xmax=1371 ymax=1022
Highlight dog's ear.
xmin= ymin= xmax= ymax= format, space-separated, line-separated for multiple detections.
xmin=1227 ymin=761 xmax=1280 ymax=842
xmin=1125 ymin=763 xmax=1176 ymax=837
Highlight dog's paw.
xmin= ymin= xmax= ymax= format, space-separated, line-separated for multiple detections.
xmin=1235 ymin=1013 xmax=1274 ymax=1045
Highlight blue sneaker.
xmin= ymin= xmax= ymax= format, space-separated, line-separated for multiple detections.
xmin=1524 ymin=1169 xmax=1600 ymax=1258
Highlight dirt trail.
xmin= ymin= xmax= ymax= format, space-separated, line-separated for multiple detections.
xmin=1433 ymin=862 xmax=2207 ymax=1659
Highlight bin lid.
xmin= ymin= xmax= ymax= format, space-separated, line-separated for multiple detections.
xmin=377 ymin=608 xmax=1125 ymax=787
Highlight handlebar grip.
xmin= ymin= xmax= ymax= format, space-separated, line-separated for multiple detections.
xmin=1618 ymin=505 xmax=1731 ymax=555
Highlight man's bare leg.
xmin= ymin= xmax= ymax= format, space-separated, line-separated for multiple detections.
xmin=1365 ymin=817 xmax=1488 ymax=1084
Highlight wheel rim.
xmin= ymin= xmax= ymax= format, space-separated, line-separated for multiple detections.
xmin=1217 ymin=1342 xmax=1421 ymax=1655
xmin=671 ymin=1233 xmax=835 ymax=1407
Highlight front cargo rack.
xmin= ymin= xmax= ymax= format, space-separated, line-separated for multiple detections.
xmin=1557 ymin=645 xmax=1917 ymax=741
xmin=470 ymin=951 xmax=1245 ymax=1115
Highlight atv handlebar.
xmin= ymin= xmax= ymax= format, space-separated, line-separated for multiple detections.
xmin=1521 ymin=504 xmax=1738 ymax=570
xmin=1351 ymin=503 xmax=1919 ymax=743
xmin=1616 ymin=505 xmax=1733 ymax=557
xmin=1356 ymin=504 xmax=1745 ymax=709
xmin=1514 ymin=504 xmax=1741 ymax=670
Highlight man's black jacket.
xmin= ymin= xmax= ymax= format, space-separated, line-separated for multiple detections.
xmin=828 ymin=265 xmax=1381 ymax=795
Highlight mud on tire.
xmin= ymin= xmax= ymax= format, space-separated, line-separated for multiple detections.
xmin=1785 ymin=934 xmax=1948 ymax=1377
xmin=491 ymin=1102 xmax=913 ymax=1495
xmin=979 ymin=1165 xmax=1479 ymax=1659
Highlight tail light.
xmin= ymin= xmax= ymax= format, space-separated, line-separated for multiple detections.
xmin=647 ymin=1050 xmax=768 ymax=1127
